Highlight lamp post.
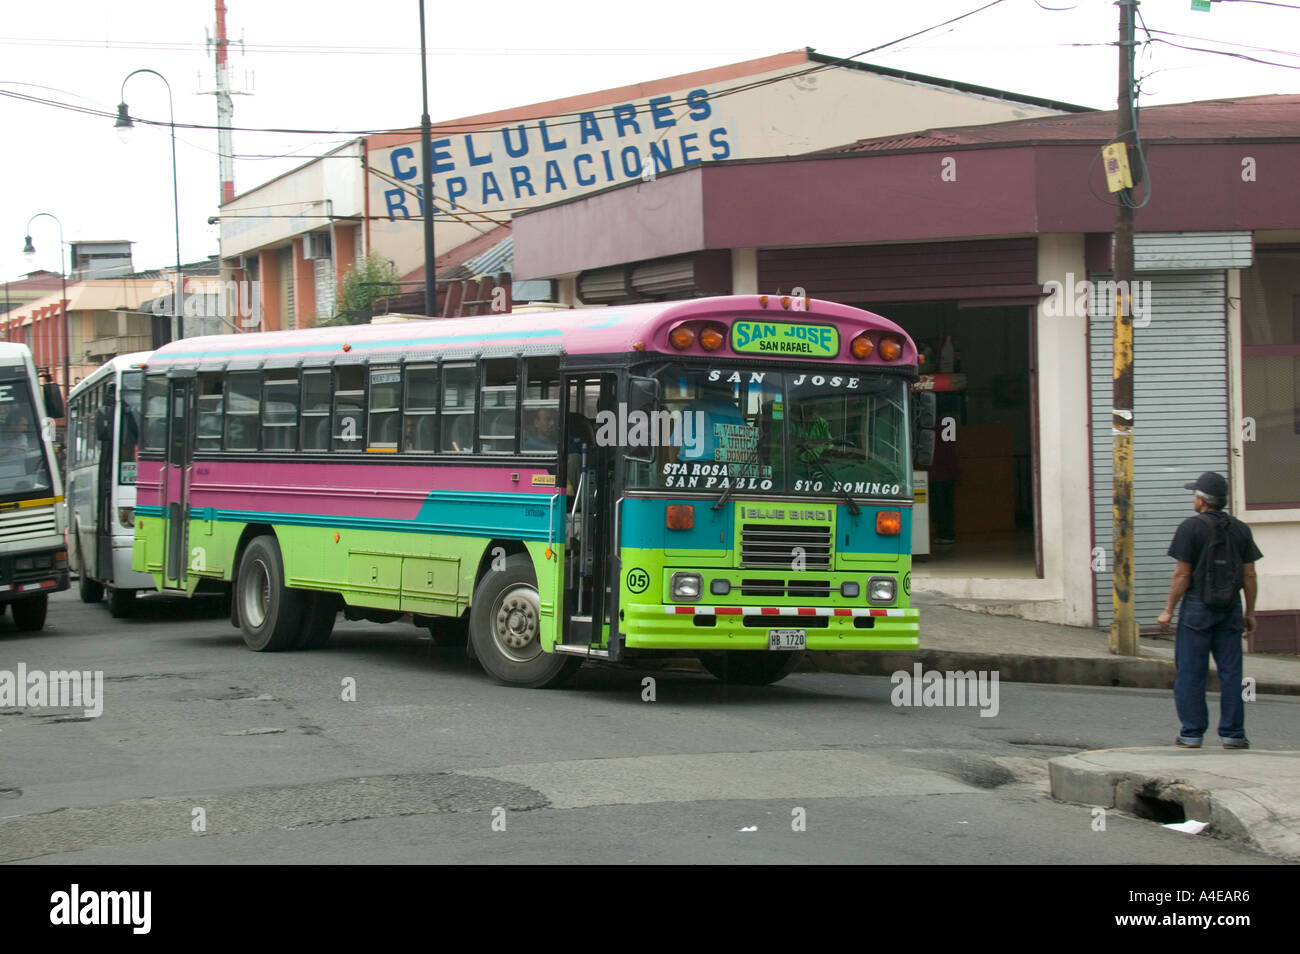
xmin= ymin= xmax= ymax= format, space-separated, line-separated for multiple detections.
xmin=21 ymin=213 xmax=69 ymax=401
xmin=115 ymin=68 xmax=184 ymax=340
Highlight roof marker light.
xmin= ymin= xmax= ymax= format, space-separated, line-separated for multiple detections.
xmin=669 ymin=326 xmax=695 ymax=350
xmin=851 ymin=334 xmax=873 ymax=359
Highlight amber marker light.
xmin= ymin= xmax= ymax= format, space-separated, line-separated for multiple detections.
xmin=342 ymin=343 xmax=352 ymax=352
xmin=699 ymin=326 xmax=725 ymax=351
xmin=879 ymin=336 xmax=903 ymax=361
xmin=669 ymin=326 xmax=695 ymax=350
xmin=666 ymin=505 xmax=695 ymax=530
xmin=876 ymin=510 xmax=902 ymax=535
xmin=850 ymin=334 xmax=874 ymax=359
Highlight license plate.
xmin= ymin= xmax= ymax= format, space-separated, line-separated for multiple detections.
xmin=768 ymin=629 xmax=806 ymax=650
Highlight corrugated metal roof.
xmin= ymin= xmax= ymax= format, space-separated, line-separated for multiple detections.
xmin=824 ymin=94 xmax=1300 ymax=154
xmin=464 ymin=236 xmax=513 ymax=278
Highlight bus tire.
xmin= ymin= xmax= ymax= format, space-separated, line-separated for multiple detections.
xmin=296 ymin=592 xmax=338 ymax=650
xmin=76 ymin=539 xmax=103 ymax=604
xmin=469 ymin=554 xmax=580 ymax=688
xmin=12 ymin=594 xmax=48 ymax=632
xmin=427 ymin=614 xmax=468 ymax=647
xmin=236 ymin=535 xmax=302 ymax=652
xmin=697 ymin=650 xmax=804 ymax=686
xmin=107 ymin=587 xmax=136 ymax=618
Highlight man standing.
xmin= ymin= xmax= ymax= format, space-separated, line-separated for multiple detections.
xmin=1157 ymin=472 xmax=1262 ymax=750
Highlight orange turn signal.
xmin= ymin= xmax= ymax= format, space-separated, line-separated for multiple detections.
xmin=669 ymin=326 xmax=695 ymax=350
xmin=876 ymin=510 xmax=902 ymax=535
xmin=851 ymin=334 xmax=874 ymax=359
xmin=879 ymin=336 xmax=903 ymax=361
xmin=759 ymin=295 xmax=769 ymax=308
xmin=666 ymin=505 xmax=695 ymax=530
xmin=699 ymin=326 xmax=725 ymax=351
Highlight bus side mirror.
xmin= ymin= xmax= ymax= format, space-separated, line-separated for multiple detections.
xmin=43 ymin=382 xmax=64 ymax=420
xmin=95 ymin=407 xmax=111 ymax=442
xmin=912 ymin=391 xmax=936 ymax=469
xmin=625 ymin=376 xmax=659 ymax=464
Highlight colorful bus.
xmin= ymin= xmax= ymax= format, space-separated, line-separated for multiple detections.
xmin=133 ymin=296 xmax=919 ymax=687
xmin=0 ymin=343 xmax=69 ymax=630
xmin=66 ymin=352 xmax=154 ymax=616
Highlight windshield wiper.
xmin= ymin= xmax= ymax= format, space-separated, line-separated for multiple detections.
xmin=793 ymin=439 xmax=861 ymax=516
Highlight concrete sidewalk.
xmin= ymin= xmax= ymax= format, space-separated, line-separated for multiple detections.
xmin=1049 ymin=748 xmax=1300 ymax=861
xmin=804 ymin=595 xmax=1300 ymax=696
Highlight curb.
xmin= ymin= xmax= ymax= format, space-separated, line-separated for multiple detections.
xmin=799 ymin=649 xmax=1300 ymax=696
xmin=1048 ymin=750 xmax=1300 ymax=862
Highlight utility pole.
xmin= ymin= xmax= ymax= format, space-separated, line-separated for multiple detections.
xmin=213 ymin=0 xmax=236 ymax=205
xmin=418 ymin=0 xmax=437 ymax=317
xmin=1110 ymin=0 xmax=1140 ymax=656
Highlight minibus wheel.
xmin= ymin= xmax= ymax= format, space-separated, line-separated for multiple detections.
xmin=236 ymin=535 xmax=302 ymax=651
xmin=76 ymin=538 xmax=103 ymax=603
xmin=469 ymin=554 xmax=581 ymax=688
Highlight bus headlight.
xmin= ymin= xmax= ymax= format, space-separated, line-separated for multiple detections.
xmin=867 ymin=576 xmax=896 ymax=604
xmin=118 ymin=507 xmax=134 ymax=528
xmin=670 ymin=572 xmax=702 ymax=601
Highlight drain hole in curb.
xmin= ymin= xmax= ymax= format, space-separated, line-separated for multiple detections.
xmin=1131 ymin=787 xmax=1186 ymax=824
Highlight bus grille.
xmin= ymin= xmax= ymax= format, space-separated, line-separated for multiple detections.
xmin=740 ymin=524 xmax=832 ymax=569
xmin=0 ymin=505 xmax=58 ymax=544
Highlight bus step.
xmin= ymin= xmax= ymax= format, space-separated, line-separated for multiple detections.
xmin=553 ymin=643 xmax=609 ymax=659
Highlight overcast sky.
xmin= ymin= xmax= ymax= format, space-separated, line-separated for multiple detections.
xmin=2 ymin=0 xmax=1297 ymax=283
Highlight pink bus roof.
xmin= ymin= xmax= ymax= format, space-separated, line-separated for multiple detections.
xmin=145 ymin=295 xmax=917 ymax=368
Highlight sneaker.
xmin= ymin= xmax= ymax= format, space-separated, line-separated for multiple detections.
xmin=1222 ymin=738 xmax=1251 ymax=749
xmin=1175 ymin=736 xmax=1202 ymax=748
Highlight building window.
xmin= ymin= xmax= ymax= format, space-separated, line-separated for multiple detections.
xmin=1242 ymin=250 xmax=1300 ymax=508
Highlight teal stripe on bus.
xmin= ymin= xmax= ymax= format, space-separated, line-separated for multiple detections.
xmin=148 ymin=327 xmax=564 ymax=363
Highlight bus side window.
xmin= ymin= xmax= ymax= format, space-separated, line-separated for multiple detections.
xmin=333 ymin=366 xmax=366 ymax=452
xmin=300 ymin=369 xmax=331 ymax=451
xmin=522 ymin=357 xmax=560 ymax=455
xmin=403 ymin=365 xmax=437 ymax=453
xmin=479 ymin=358 xmax=517 ymax=455
xmin=441 ymin=363 xmax=475 ymax=454
xmin=262 ymin=370 xmax=299 ymax=452
xmin=367 ymin=367 xmax=401 ymax=451
xmin=196 ymin=372 xmax=224 ymax=451
xmin=143 ymin=375 xmax=168 ymax=453
xmin=225 ymin=372 xmax=260 ymax=451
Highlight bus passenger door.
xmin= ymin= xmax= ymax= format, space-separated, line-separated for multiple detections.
xmin=161 ymin=375 xmax=194 ymax=590
xmin=561 ymin=373 xmax=615 ymax=647
xmin=94 ymin=384 xmax=116 ymax=583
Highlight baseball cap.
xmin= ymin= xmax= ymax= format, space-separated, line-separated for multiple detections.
xmin=1184 ymin=472 xmax=1228 ymax=498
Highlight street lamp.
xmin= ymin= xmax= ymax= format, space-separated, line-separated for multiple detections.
xmin=21 ymin=213 xmax=69 ymax=402
xmin=115 ymin=68 xmax=183 ymax=340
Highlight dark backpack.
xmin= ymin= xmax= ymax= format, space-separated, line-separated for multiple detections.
xmin=1192 ymin=511 xmax=1244 ymax=612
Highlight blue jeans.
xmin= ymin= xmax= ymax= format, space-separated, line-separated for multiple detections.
xmin=1174 ymin=591 xmax=1246 ymax=741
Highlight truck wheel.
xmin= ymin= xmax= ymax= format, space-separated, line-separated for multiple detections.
xmin=236 ymin=535 xmax=302 ymax=652
xmin=12 ymin=594 xmax=48 ymax=632
xmin=697 ymin=650 xmax=804 ymax=686
xmin=469 ymin=554 xmax=580 ymax=688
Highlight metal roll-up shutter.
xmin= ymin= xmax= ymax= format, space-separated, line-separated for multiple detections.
xmin=1089 ymin=271 xmax=1230 ymax=629
xmin=314 ymin=257 xmax=335 ymax=321
xmin=279 ymin=246 xmax=295 ymax=330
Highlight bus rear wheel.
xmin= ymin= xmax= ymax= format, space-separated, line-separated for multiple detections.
xmin=469 ymin=554 xmax=580 ymax=688
xmin=697 ymin=650 xmax=804 ymax=686
xmin=295 ymin=592 xmax=338 ymax=650
xmin=236 ymin=535 xmax=302 ymax=652
xmin=107 ymin=587 xmax=136 ymax=618
xmin=12 ymin=594 xmax=48 ymax=632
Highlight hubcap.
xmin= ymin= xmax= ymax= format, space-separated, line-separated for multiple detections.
xmin=241 ymin=558 xmax=270 ymax=630
xmin=492 ymin=585 xmax=540 ymax=663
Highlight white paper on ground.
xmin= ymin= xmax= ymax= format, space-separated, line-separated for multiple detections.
xmin=1164 ymin=819 xmax=1210 ymax=834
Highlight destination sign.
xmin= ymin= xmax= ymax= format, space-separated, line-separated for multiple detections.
xmin=731 ymin=321 xmax=838 ymax=358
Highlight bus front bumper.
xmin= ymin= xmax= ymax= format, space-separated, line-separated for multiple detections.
xmin=623 ymin=603 xmax=919 ymax=651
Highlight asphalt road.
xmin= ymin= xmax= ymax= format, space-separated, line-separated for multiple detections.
xmin=2 ymin=588 xmax=1297 ymax=864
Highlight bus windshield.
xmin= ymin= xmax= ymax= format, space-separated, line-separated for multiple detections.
xmin=628 ymin=364 xmax=910 ymax=499
xmin=0 ymin=384 xmax=52 ymax=498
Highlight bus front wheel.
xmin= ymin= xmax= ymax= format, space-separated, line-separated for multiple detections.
xmin=12 ymin=594 xmax=48 ymax=632
xmin=469 ymin=554 xmax=580 ymax=689
xmin=697 ymin=650 xmax=804 ymax=686
xmin=236 ymin=535 xmax=302 ymax=652
xmin=108 ymin=587 xmax=136 ymax=618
